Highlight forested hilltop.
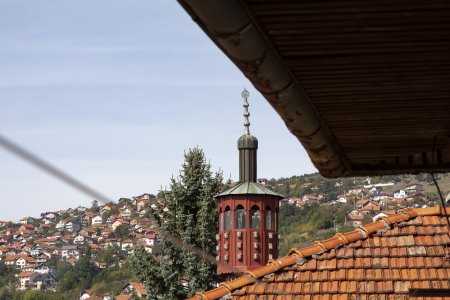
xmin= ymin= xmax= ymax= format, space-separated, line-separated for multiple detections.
xmin=264 ymin=172 xmax=450 ymax=255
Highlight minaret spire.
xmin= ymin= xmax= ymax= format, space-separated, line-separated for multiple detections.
xmin=238 ymin=89 xmax=258 ymax=182
xmin=216 ymin=89 xmax=282 ymax=277
xmin=242 ymin=88 xmax=250 ymax=135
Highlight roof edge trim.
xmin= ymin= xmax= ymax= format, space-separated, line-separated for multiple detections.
xmin=178 ymin=0 xmax=349 ymax=178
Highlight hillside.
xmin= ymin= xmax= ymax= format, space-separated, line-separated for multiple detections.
xmin=1 ymin=172 xmax=449 ymax=297
xmin=262 ymin=172 xmax=450 ymax=202
xmin=263 ymin=172 xmax=450 ymax=256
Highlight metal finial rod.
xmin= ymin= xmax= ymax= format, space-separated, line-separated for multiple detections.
xmin=241 ymin=88 xmax=250 ymax=135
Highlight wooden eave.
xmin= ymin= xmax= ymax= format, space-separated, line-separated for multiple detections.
xmin=178 ymin=0 xmax=450 ymax=177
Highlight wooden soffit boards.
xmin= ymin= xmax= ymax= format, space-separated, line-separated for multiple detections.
xmin=178 ymin=0 xmax=450 ymax=177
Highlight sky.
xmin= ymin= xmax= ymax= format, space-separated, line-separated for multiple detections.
xmin=0 ymin=0 xmax=317 ymax=221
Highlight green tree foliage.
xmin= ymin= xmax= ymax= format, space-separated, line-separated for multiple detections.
xmin=109 ymin=224 xmax=129 ymax=239
xmin=130 ymin=147 xmax=224 ymax=299
xmin=97 ymin=246 xmax=117 ymax=264
xmin=90 ymin=200 xmax=100 ymax=213
xmin=278 ymin=203 xmax=352 ymax=256
xmin=57 ymin=247 xmax=98 ymax=292
xmin=118 ymin=198 xmax=132 ymax=206
xmin=0 ymin=287 xmax=14 ymax=300
xmin=0 ymin=261 xmax=17 ymax=288
xmin=89 ymin=281 xmax=108 ymax=295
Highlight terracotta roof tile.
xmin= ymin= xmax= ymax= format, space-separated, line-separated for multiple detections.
xmin=312 ymin=282 xmax=322 ymax=294
xmin=430 ymin=280 xmax=441 ymax=289
xmin=394 ymin=281 xmax=411 ymax=293
xmin=298 ymin=259 xmax=317 ymax=271
xmin=442 ymin=233 xmax=450 ymax=244
xmin=296 ymin=270 xmax=310 ymax=282
xmin=188 ymin=206 xmax=450 ymax=300
xmin=336 ymin=248 xmax=353 ymax=258
xmin=407 ymin=246 xmax=427 ymax=256
xmin=440 ymin=279 xmax=450 ymax=288
xmin=413 ymin=256 xmax=425 ymax=268
xmin=337 ymin=258 xmax=354 ymax=269
xmin=436 ymin=268 xmax=447 ymax=279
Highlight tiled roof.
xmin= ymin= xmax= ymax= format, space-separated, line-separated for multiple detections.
xmin=217 ymin=182 xmax=283 ymax=197
xmin=18 ymin=271 xmax=35 ymax=278
xmin=187 ymin=206 xmax=450 ymax=300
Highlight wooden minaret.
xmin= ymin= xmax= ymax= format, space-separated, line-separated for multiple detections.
xmin=216 ymin=89 xmax=283 ymax=275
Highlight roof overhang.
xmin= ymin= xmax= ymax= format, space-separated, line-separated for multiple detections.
xmin=178 ymin=0 xmax=450 ymax=177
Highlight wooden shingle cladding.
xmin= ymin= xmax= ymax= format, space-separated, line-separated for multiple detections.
xmin=178 ymin=0 xmax=450 ymax=177
xmin=186 ymin=206 xmax=450 ymax=299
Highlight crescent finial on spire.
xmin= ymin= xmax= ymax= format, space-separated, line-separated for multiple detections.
xmin=242 ymin=88 xmax=250 ymax=135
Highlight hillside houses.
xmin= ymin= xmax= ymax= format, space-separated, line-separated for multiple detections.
xmin=394 ymin=189 xmax=407 ymax=199
xmin=287 ymin=198 xmax=306 ymax=208
xmin=282 ymin=177 xmax=438 ymax=230
xmin=0 ymin=194 xmax=161 ymax=292
xmin=405 ymin=183 xmax=424 ymax=194
xmin=119 ymin=206 xmax=132 ymax=219
xmin=301 ymin=194 xmax=322 ymax=204
xmin=18 ymin=271 xmax=56 ymax=291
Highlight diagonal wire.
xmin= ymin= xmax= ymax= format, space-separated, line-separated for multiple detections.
xmin=0 ymin=133 xmax=281 ymax=295
xmin=0 ymin=133 xmax=219 ymax=261
xmin=0 ymin=133 xmax=113 ymax=204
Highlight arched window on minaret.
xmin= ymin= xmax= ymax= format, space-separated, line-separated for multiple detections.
xmin=275 ymin=208 xmax=279 ymax=231
xmin=265 ymin=206 xmax=272 ymax=230
xmin=224 ymin=206 xmax=231 ymax=230
xmin=235 ymin=205 xmax=246 ymax=229
xmin=219 ymin=208 xmax=224 ymax=231
xmin=250 ymin=205 xmax=260 ymax=229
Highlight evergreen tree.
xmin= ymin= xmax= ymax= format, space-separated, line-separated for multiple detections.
xmin=130 ymin=147 xmax=223 ymax=299
xmin=90 ymin=200 xmax=99 ymax=213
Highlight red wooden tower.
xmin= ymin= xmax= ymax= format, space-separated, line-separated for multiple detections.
xmin=216 ymin=89 xmax=283 ymax=275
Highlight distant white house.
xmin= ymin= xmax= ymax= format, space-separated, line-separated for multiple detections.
xmin=302 ymin=195 xmax=320 ymax=204
xmin=22 ymin=262 xmax=52 ymax=275
xmin=92 ymin=215 xmax=103 ymax=225
xmin=346 ymin=214 xmax=364 ymax=227
xmin=65 ymin=221 xmax=80 ymax=232
xmin=336 ymin=196 xmax=348 ymax=203
xmin=33 ymin=273 xmax=56 ymax=290
xmin=20 ymin=217 xmax=33 ymax=225
xmin=74 ymin=235 xmax=85 ymax=245
xmin=55 ymin=220 xmax=66 ymax=231
xmin=405 ymin=183 xmax=424 ymax=194
xmin=394 ymin=189 xmax=407 ymax=199
xmin=61 ymin=245 xmax=80 ymax=260
xmin=347 ymin=188 xmax=363 ymax=195
xmin=142 ymin=233 xmax=157 ymax=246
xmin=30 ymin=245 xmax=42 ymax=257
xmin=372 ymin=212 xmax=389 ymax=222
xmin=373 ymin=194 xmax=390 ymax=201
xmin=120 ymin=206 xmax=133 ymax=218
xmin=105 ymin=238 xmax=121 ymax=248
xmin=18 ymin=272 xmax=38 ymax=290
xmin=42 ymin=218 xmax=54 ymax=225
xmin=121 ymin=240 xmax=134 ymax=252
xmin=44 ymin=212 xmax=56 ymax=219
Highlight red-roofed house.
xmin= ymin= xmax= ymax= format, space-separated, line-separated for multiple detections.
xmin=121 ymin=281 xmax=147 ymax=298
xmin=186 ymin=206 xmax=450 ymax=299
xmin=18 ymin=271 xmax=38 ymax=290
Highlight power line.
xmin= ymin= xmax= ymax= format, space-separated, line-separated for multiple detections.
xmin=0 ymin=133 xmax=112 ymax=204
xmin=0 ymin=133 xmax=220 ymax=265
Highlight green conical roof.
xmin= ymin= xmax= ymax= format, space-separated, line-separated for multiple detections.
xmin=216 ymin=181 xmax=283 ymax=198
